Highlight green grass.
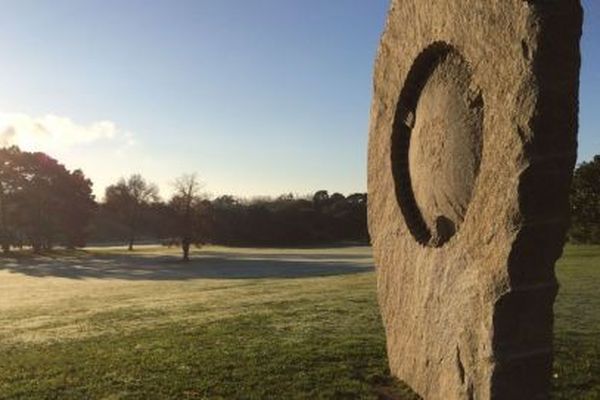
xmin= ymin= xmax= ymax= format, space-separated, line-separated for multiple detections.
xmin=0 ymin=245 xmax=598 ymax=399
xmin=553 ymin=245 xmax=600 ymax=399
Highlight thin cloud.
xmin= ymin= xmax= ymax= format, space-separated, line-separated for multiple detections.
xmin=0 ymin=112 xmax=135 ymax=152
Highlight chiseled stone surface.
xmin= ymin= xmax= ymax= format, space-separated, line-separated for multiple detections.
xmin=367 ymin=1 xmax=582 ymax=399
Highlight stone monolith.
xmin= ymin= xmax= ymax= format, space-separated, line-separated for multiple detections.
xmin=367 ymin=1 xmax=582 ymax=399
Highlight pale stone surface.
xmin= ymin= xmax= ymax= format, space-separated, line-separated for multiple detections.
xmin=367 ymin=1 xmax=582 ymax=399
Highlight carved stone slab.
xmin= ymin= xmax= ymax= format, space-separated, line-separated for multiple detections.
xmin=367 ymin=1 xmax=582 ymax=399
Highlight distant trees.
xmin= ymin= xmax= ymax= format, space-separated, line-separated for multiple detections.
xmin=5 ymin=142 xmax=600 ymax=251
xmin=89 ymin=172 xmax=210 ymax=259
xmin=86 ymin=188 xmax=369 ymax=250
xmin=204 ymin=191 xmax=369 ymax=246
xmin=0 ymin=146 xmax=96 ymax=252
xmin=570 ymin=155 xmax=600 ymax=244
xmin=0 ymin=147 xmax=371 ymax=254
xmin=170 ymin=173 xmax=207 ymax=261
xmin=104 ymin=174 xmax=159 ymax=251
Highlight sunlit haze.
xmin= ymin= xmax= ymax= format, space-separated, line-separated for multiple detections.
xmin=0 ymin=0 xmax=598 ymax=200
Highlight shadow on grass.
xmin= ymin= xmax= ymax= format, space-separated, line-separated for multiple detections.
xmin=0 ymin=249 xmax=373 ymax=281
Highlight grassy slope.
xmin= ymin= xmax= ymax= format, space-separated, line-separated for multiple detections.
xmin=0 ymin=245 xmax=597 ymax=399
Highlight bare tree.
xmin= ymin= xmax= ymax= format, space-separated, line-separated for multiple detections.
xmin=170 ymin=173 xmax=204 ymax=261
xmin=105 ymin=174 xmax=159 ymax=251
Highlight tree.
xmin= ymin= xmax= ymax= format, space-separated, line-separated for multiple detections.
xmin=17 ymin=152 xmax=66 ymax=251
xmin=570 ymin=155 xmax=600 ymax=243
xmin=0 ymin=147 xmax=96 ymax=252
xmin=0 ymin=147 xmax=23 ymax=253
xmin=57 ymin=169 xmax=97 ymax=248
xmin=170 ymin=173 xmax=204 ymax=261
xmin=105 ymin=174 xmax=159 ymax=251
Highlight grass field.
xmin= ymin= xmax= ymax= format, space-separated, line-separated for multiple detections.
xmin=0 ymin=245 xmax=598 ymax=399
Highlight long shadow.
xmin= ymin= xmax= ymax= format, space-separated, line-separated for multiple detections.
xmin=198 ymin=250 xmax=372 ymax=261
xmin=0 ymin=250 xmax=373 ymax=281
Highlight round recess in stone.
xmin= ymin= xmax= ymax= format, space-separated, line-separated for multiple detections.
xmin=391 ymin=43 xmax=484 ymax=247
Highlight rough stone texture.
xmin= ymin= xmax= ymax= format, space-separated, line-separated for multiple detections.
xmin=367 ymin=1 xmax=582 ymax=399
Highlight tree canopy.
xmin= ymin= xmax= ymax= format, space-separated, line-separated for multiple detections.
xmin=570 ymin=155 xmax=600 ymax=243
xmin=104 ymin=174 xmax=159 ymax=251
xmin=0 ymin=146 xmax=96 ymax=252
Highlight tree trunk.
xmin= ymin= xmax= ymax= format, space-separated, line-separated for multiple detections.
xmin=128 ymin=211 xmax=138 ymax=251
xmin=0 ymin=190 xmax=9 ymax=254
xmin=182 ymin=237 xmax=190 ymax=261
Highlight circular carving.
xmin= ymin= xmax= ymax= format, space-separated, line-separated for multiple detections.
xmin=391 ymin=43 xmax=483 ymax=247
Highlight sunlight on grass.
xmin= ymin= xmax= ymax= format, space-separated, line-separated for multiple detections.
xmin=0 ymin=245 xmax=597 ymax=399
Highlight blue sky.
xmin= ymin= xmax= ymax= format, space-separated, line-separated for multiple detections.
xmin=0 ymin=1 xmax=597 ymax=199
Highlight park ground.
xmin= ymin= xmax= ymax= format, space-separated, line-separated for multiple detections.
xmin=0 ymin=245 xmax=598 ymax=399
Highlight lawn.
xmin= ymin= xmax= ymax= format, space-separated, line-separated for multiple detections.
xmin=0 ymin=245 xmax=597 ymax=399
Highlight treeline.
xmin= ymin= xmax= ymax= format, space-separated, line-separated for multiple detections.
xmin=1 ymin=146 xmax=599 ymax=257
xmin=0 ymin=147 xmax=368 ymax=258
xmin=91 ymin=189 xmax=368 ymax=249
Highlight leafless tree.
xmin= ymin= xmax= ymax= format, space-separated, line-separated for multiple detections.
xmin=170 ymin=173 xmax=204 ymax=261
xmin=105 ymin=174 xmax=159 ymax=251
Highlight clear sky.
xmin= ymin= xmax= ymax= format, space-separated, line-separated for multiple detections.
xmin=0 ymin=1 xmax=597 ymax=200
